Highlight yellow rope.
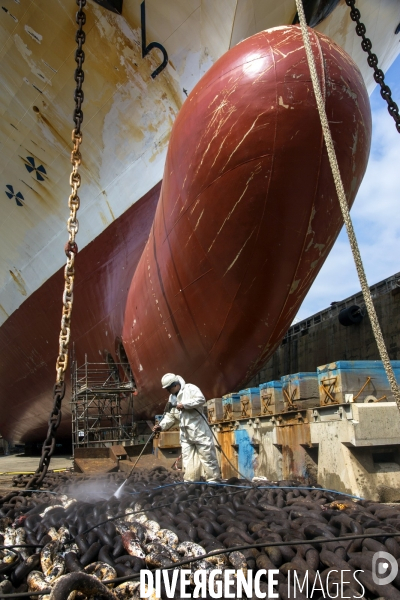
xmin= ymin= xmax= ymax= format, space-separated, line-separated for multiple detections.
xmin=295 ymin=0 xmax=400 ymax=406
xmin=0 ymin=469 xmax=70 ymax=475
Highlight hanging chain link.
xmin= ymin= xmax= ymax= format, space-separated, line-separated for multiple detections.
xmin=26 ymin=0 xmax=86 ymax=489
xmin=345 ymin=0 xmax=400 ymax=134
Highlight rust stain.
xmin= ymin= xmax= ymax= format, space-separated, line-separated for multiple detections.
xmin=0 ymin=304 xmax=9 ymax=319
xmin=36 ymin=112 xmax=69 ymax=149
xmin=105 ymin=197 xmax=115 ymax=221
xmin=148 ymin=130 xmax=171 ymax=163
xmin=276 ymin=421 xmax=311 ymax=482
xmin=128 ymin=123 xmax=145 ymax=143
xmin=217 ymin=427 xmax=237 ymax=479
xmin=20 ymin=176 xmax=57 ymax=213
xmin=99 ymin=211 xmax=109 ymax=227
xmin=20 ymin=179 xmax=41 ymax=196
xmin=9 ymin=269 xmax=27 ymax=296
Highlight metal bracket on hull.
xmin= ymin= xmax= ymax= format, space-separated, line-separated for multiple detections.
xmin=141 ymin=1 xmax=168 ymax=79
xmin=93 ymin=0 xmax=122 ymax=14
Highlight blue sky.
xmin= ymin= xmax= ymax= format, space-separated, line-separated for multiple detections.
xmin=296 ymin=54 xmax=400 ymax=321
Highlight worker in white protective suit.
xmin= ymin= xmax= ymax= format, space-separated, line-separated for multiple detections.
xmin=153 ymin=373 xmax=221 ymax=482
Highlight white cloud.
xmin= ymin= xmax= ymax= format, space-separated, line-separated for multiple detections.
xmin=296 ymin=58 xmax=400 ymax=322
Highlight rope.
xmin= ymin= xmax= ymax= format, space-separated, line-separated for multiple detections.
xmin=294 ymin=0 xmax=400 ymax=407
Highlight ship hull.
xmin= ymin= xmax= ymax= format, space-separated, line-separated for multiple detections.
xmin=0 ymin=0 xmax=398 ymax=444
xmin=0 ymin=182 xmax=160 ymax=443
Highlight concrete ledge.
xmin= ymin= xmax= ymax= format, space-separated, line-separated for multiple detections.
xmin=211 ymin=402 xmax=400 ymax=501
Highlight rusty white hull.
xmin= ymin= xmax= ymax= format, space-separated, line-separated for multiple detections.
xmin=0 ymin=0 xmax=399 ymax=442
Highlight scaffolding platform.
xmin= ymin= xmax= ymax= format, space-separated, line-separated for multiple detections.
xmin=71 ymin=355 xmax=151 ymax=454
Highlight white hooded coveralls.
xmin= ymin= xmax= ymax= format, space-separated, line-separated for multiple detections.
xmin=158 ymin=376 xmax=221 ymax=481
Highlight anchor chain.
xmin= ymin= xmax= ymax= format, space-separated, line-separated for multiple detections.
xmin=26 ymin=0 xmax=86 ymax=489
xmin=345 ymin=0 xmax=400 ymax=133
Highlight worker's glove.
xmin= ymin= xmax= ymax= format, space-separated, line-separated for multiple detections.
xmin=153 ymin=424 xmax=162 ymax=433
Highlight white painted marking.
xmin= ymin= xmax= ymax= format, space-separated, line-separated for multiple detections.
xmin=223 ymin=228 xmax=256 ymax=276
xmin=194 ymin=209 xmax=204 ymax=231
xmin=278 ymin=96 xmax=289 ymax=109
xmin=208 ymin=169 xmax=258 ymax=252
xmin=222 ymin=114 xmax=264 ymax=169
xmin=25 ymin=26 xmax=42 ymax=44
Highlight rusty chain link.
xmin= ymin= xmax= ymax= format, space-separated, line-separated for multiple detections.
xmin=26 ymin=0 xmax=86 ymax=489
xmin=345 ymin=0 xmax=400 ymax=133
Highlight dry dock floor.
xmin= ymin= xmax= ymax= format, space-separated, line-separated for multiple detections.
xmin=0 ymin=454 xmax=73 ymax=490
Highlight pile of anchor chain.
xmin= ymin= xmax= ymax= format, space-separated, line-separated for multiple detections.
xmin=13 ymin=471 xmax=113 ymax=491
xmin=2 ymin=469 xmax=400 ymax=599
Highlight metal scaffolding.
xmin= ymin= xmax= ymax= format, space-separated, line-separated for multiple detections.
xmin=71 ymin=354 xmax=138 ymax=449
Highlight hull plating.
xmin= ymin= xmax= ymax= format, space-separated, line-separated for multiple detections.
xmin=0 ymin=184 xmax=160 ymax=443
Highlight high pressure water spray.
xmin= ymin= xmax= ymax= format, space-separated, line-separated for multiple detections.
xmin=113 ymin=395 xmax=174 ymax=497
xmin=113 ymin=431 xmax=156 ymax=499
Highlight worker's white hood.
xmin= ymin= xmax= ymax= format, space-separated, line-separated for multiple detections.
xmin=169 ymin=375 xmax=185 ymax=405
xmin=176 ymin=375 xmax=186 ymax=389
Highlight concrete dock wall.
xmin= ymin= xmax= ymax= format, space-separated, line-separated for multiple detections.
xmin=212 ymin=401 xmax=400 ymax=502
xmin=248 ymin=272 xmax=400 ymax=387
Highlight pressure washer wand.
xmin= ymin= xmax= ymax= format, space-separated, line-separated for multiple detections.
xmin=113 ymin=431 xmax=156 ymax=499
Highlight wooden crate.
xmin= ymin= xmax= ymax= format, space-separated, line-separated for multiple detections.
xmin=317 ymin=360 xmax=400 ymax=405
xmin=259 ymin=381 xmax=284 ymax=414
xmin=281 ymin=372 xmax=319 ymax=411
xmin=207 ymin=398 xmax=223 ymax=423
xmin=158 ymin=431 xmax=180 ymax=448
xmin=239 ymin=388 xmax=261 ymax=418
xmin=222 ymin=393 xmax=241 ymax=420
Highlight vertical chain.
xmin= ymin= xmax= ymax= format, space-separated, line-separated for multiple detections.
xmin=294 ymin=0 xmax=400 ymax=407
xmin=25 ymin=0 xmax=86 ymax=489
xmin=345 ymin=0 xmax=400 ymax=133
